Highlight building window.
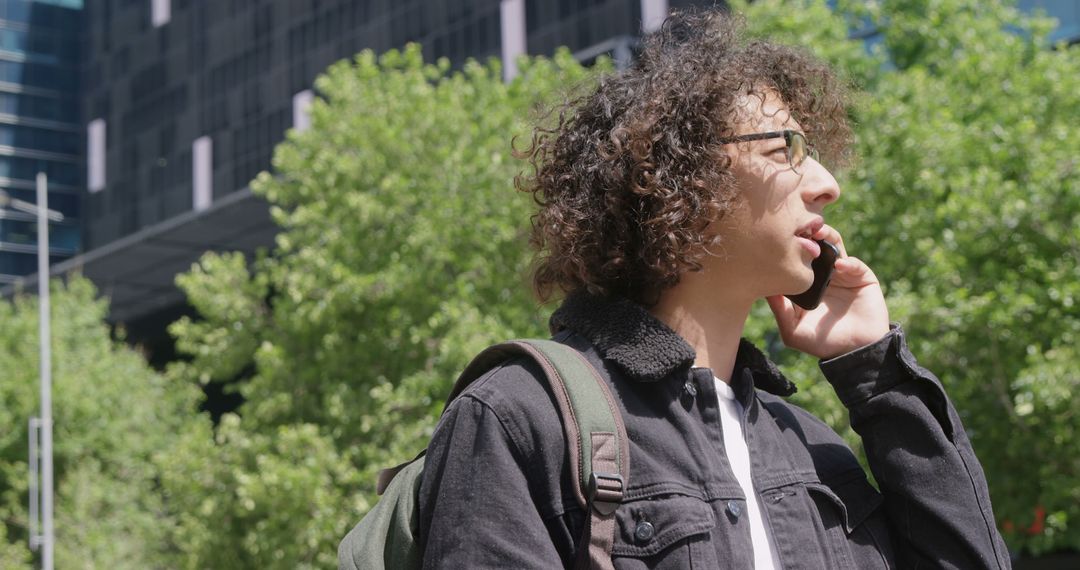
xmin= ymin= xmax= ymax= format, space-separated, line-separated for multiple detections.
xmin=292 ymin=89 xmax=314 ymax=133
xmin=192 ymin=135 xmax=212 ymax=211
xmin=500 ymin=0 xmax=526 ymax=82
xmin=88 ymin=118 xmax=105 ymax=193
xmin=641 ymin=0 xmax=668 ymax=33
xmin=152 ymin=0 xmax=171 ymax=28
xmin=3 ymin=157 xmax=80 ymax=187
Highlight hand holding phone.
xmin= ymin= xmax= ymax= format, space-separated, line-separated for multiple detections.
xmin=785 ymin=240 xmax=840 ymax=310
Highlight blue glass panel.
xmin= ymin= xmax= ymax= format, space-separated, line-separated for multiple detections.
xmin=0 ymin=29 xmax=27 ymax=53
xmin=5 ymin=188 xmax=80 ymax=217
xmin=30 ymin=0 xmax=84 ymax=8
xmin=0 ymin=125 xmax=79 ymax=155
xmin=1017 ymin=0 xmax=1080 ymax=43
xmin=0 ymin=59 xmax=77 ymax=90
xmin=0 ymin=156 xmax=80 ymax=186
xmin=0 ymin=251 xmax=67 ymax=276
xmin=0 ymin=61 xmax=21 ymax=83
xmin=0 ymin=219 xmax=79 ymax=250
xmin=0 ymin=92 xmax=77 ymax=122
xmin=6 ymin=1 xmax=31 ymax=24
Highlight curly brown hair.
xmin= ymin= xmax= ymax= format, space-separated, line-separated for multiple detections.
xmin=516 ymin=8 xmax=853 ymax=306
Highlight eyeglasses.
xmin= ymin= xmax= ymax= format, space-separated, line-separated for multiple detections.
xmin=718 ymin=129 xmax=819 ymax=173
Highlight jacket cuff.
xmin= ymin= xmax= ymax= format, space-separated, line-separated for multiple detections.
xmin=819 ymin=324 xmax=915 ymax=408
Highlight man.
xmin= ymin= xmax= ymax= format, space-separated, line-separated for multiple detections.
xmin=417 ymin=8 xmax=1010 ymax=569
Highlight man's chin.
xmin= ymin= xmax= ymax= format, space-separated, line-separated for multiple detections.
xmin=783 ymin=270 xmax=816 ymax=296
xmin=757 ymin=262 xmax=815 ymax=298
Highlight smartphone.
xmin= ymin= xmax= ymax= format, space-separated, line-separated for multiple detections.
xmin=785 ymin=240 xmax=840 ymax=310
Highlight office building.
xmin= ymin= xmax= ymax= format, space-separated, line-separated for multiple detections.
xmin=0 ymin=0 xmax=82 ymax=284
xmin=2 ymin=0 xmax=1077 ymax=358
xmin=67 ymin=0 xmax=691 ymax=339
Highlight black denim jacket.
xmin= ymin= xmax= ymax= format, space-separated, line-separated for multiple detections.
xmin=417 ymin=293 xmax=1011 ymax=569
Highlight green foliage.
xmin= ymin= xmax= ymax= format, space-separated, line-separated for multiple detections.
xmin=159 ymin=0 xmax=1079 ymax=562
xmin=4 ymin=2 xmax=1071 ymax=565
xmin=0 ymin=276 xmax=205 ymax=568
xmin=165 ymin=45 xmax=601 ymax=567
xmin=736 ymin=0 xmax=1080 ymax=554
xmin=156 ymin=415 xmax=355 ymax=569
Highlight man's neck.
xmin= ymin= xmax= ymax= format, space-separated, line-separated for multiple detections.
xmin=648 ymin=274 xmax=754 ymax=384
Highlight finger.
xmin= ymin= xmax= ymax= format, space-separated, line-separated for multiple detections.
xmin=765 ymin=295 xmax=799 ymax=335
xmin=813 ymin=223 xmax=848 ymax=258
xmin=830 ymin=255 xmax=879 ymax=287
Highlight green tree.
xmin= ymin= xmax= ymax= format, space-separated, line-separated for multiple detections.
xmin=168 ymin=0 xmax=1079 ymax=562
xmin=736 ymin=0 xmax=1080 ymax=555
xmin=163 ymin=46 xmax=599 ymax=567
xmin=0 ymin=276 xmax=204 ymax=568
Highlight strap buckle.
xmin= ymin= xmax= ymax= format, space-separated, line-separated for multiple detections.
xmin=588 ymin=472 xmax=624 ymax=515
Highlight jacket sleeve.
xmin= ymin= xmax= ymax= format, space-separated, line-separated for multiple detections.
xmin=819 ymin=324 xmax=1012 ymax=569
xmin=417 ymin=391 xmax=566 ymax=569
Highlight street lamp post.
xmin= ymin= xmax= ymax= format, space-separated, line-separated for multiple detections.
xmin=2 ymin=174 xmax=63 ymax=570
xmin=35 ymin=172 xmax=54 ymax=570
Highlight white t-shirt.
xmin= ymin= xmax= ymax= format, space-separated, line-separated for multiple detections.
xmin=714 ymin=376 xmax=782 ymax=570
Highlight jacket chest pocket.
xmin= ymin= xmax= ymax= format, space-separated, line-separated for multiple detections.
xmin=610 ymin=494 xmax=720 ymax=570
xmin=764 ymin=475 xmax=895 ymax=570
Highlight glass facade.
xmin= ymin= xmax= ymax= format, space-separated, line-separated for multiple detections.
xmin=0 ymin=0 xmax=82 ymax=285
xmin=1018 ymin=0 xmax=1080 ymax=44
xmin=832 ymin=0 xmax=1080 ymax=47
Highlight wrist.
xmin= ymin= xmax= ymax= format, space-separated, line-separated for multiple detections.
xmin=820 ymin=323 xmax=899 ymax=362
xmin=826 ymin=325 xmax=891 ymax=360
xmin=818 ymin=324 xmax=914 ymax=408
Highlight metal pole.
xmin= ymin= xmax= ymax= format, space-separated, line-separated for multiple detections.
xmin=36 ymin=172 xmax=54 ymax=570
xmin=27 ymin=417 xmax=40 ymax=551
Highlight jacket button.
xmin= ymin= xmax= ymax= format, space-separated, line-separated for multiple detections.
xmin=634 ymin=521 xmax=655 ymax=543
xmin=683 ymin=380 xmax=697 ymax=397
xmin=726 ymin=500 xmax=742 ymax=519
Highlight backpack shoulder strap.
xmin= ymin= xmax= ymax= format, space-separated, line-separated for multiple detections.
xmin=448 ymin=339 xmax=628 ymax=570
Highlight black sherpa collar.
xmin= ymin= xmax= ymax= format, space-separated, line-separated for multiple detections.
xmin=549 ymin=292 xmax=797 ymax=397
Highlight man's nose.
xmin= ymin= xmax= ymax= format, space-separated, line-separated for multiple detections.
xmin=801 ymin=159 xmax=840 ymax=207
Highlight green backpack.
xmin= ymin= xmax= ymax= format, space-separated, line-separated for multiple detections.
xmin=338 ymin=339 xmax=630 ymax=570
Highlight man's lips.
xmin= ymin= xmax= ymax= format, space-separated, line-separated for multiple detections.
xmin=797 ymin=236 xmax=821 ymax=258
xmin=795 ymin=218 xmax=825 ymax=258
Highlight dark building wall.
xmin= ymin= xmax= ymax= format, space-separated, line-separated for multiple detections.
xmin=80 ymin=0 xmax=692 ymax=253
xmin=82 ymin=0 xmax=518 ymax=251
xmin=64 ymin=0 xmax=1080 ymax=275
xmin=525 ymin=0 xmax=641 ymax=55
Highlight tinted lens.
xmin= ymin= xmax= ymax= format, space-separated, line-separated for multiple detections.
xmin=789 ymin=131 xmax=808 ymax=168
